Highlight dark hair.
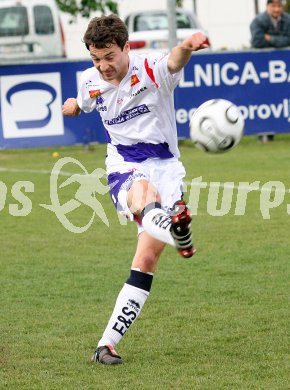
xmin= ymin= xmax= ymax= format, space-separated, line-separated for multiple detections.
xmin=267 ymin=0 xmax=282 ymax=4
xmin=83 ymin=14 xmax=129 ymax=50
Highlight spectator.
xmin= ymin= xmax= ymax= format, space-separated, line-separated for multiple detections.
xmin=250 ymin=0 xmax=290 ymax=48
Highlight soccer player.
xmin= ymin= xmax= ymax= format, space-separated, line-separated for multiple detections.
xmin=62 ymin=14 xmax=208 ymax=365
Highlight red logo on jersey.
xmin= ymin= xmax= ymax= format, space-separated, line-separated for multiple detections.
xmin=131 ymin=74 xmax=140 ymax=86
xmin=89 ymin=89 xmax=101 ymax=98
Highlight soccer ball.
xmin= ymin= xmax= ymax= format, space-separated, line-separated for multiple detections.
xmin=189 ymin=99 xmax=244 ymax=153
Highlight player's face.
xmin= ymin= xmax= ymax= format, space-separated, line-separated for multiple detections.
xmin=267 ymin=2 xmax=283 ymax=19
xmin=89 ymin=42 xmax=130 ymax=85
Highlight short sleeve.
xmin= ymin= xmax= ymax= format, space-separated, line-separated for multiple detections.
xmin=144 ymin=52 xmax=182 ymax=94
xmin=76 ymin=68 xmax=97 ymax=113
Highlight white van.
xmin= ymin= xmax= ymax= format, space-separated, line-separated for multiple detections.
xmin=0 ymin=0 xmax=65 ymax=62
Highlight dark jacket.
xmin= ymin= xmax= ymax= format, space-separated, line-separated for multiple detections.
xmin=250 ymin=11 xmax=290 ymax=48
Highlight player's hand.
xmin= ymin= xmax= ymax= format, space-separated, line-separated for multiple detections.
xmin=62 ymin=98 xmax=81 ymax=116
xmin=168 ymin=32 xmax=209 ymax=74
xmin=181 ymin=32 xmax=209 ymax=52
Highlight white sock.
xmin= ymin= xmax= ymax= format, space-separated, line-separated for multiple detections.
xmin=97 ymin=283 xmax=149 ymax=348
xmin=142 ymin=208 xmax=175 ymax=246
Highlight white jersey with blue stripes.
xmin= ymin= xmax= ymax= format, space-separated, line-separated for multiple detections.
xmin=77 ymin=51 xmax=182 ymax=174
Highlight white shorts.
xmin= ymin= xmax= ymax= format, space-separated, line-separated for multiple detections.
xmin=107 ymin=158 xmax=186 ymax=232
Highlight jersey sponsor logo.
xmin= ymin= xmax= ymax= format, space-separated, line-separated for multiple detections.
xmin=96 ymin=106 xmax=107 ymax=112
xmin=104 ymin=104 xmax=150 ymax=125
xmin=93 ymin=93 xmax=106 ymax=111
xmin=95 ymin=95 xmax=104 ymax=105
xmin=131 ymin=74 xmax=140 ymax=86
xmin=130 ymin=86 xmax=148 ymax=98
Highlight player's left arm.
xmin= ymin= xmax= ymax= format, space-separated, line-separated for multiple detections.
xmin=167 ymin=32 xmax=209 ymax=74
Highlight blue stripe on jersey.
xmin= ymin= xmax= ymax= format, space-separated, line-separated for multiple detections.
xmin=116 ymin=142 xmax=174 ymax=162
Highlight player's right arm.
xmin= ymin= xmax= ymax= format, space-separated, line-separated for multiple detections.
xmin=62 ymin=98 xmax=81 ymax=116
xmin=63 ymin=68 xmax=98 ymax=116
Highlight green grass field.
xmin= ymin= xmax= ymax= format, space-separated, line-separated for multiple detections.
xmin=1 ymin=136 xmax=290 ymax=389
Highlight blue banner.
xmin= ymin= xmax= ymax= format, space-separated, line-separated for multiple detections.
xmin=0 ymin=49 xmax=289 ymax=149
xmin=175 ymin=49 xmax=290 ymax=138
